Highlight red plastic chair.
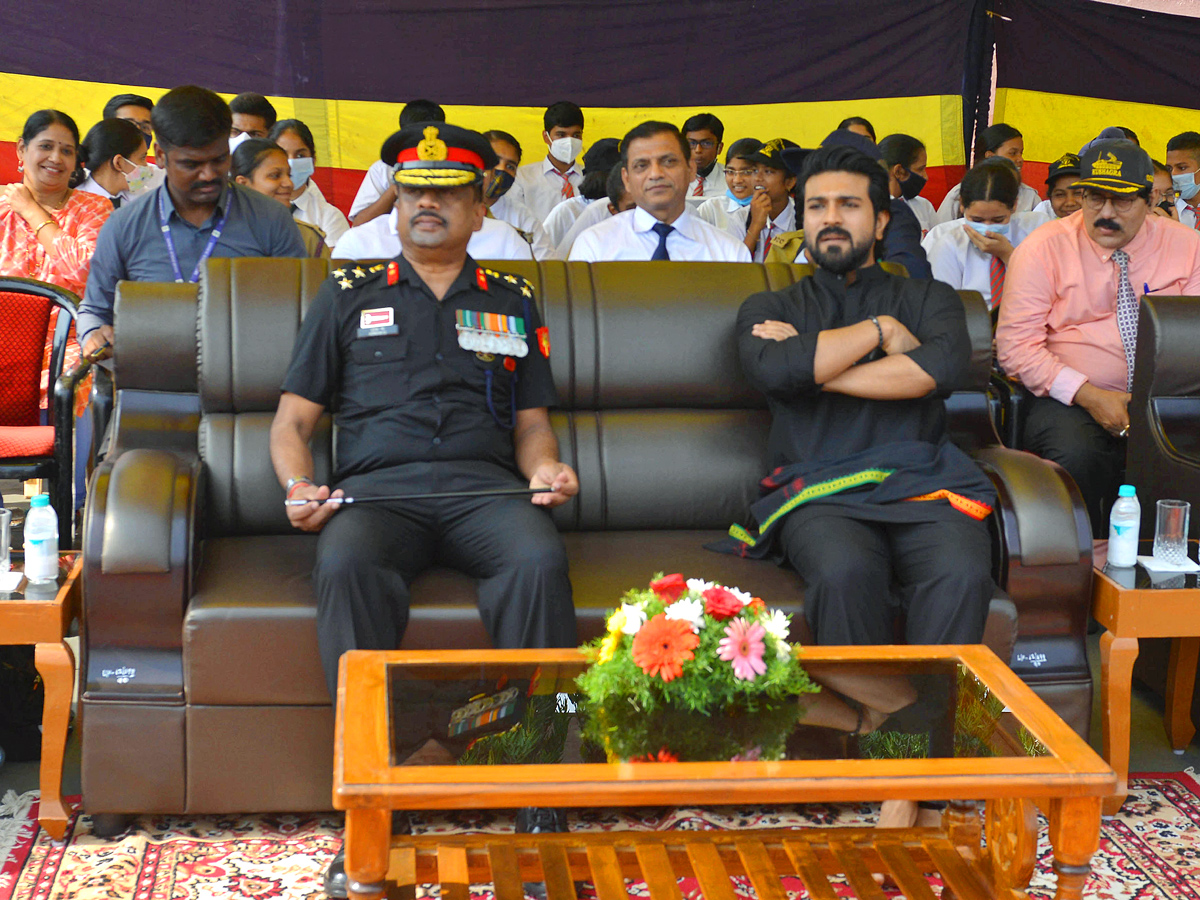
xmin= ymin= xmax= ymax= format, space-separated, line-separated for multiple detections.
xmin=0 ymin=277 xmax=83 ymax=544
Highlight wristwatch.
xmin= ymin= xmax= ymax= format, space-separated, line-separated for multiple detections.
xmin=286 ymin=475 xmax=314 ymax=498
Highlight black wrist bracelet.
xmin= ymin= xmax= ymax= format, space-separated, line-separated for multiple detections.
xmin=868 ymin=315 xmax=884 ymax=349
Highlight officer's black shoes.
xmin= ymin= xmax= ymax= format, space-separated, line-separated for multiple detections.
xmin=323 ymin=847 xmax=347 ymax=899
xmin=515 ymin=806 xmax=567 ymax=834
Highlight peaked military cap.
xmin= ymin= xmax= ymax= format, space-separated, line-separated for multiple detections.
xmin=381 ymin=122 xmax=499 ymax=188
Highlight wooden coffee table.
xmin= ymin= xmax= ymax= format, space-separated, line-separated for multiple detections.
xmin=334 ymin=646 xmax=1115 ymax=900
xmin=0 ymin=554 xmax=81 ymax=840
xmin=1092 ymin=556 xmax=1200 ymax=816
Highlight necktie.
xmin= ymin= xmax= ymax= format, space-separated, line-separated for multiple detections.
xmin=989 ymin=256 xmax=1005 ymax=310
xmin=111 ymin=196 xmax=121 ymax=210
xmin=692 ymin=175 xmax=704 ymax=197
xmin=1111 ymin=248 xmax=1138 ymax=391
xmin=758 ymin=223 xmax=775 ymax=263
xmin=651 ymin=222 xmax=674 ymax=260
xmin=552 ymin=168 xmax=575 ymax=199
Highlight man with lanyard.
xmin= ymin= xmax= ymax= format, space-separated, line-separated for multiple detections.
xmin=79 ymin=85 xmax=304 ymax=357
xmin=719 ymin=144 xmax=997 ymax=828
xmin=270 ymin=123 xmax=579 ymax=895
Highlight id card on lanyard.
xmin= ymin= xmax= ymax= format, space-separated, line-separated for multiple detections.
xmin=158 ymin=187 xmax=232 ymax=283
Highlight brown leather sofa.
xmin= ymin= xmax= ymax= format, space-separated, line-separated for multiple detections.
xmin=80 ymin=258 xmax=1092 ymax=817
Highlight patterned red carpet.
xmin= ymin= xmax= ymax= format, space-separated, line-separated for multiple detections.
xmin=3 ymin=773 xmax=1199 ymax=899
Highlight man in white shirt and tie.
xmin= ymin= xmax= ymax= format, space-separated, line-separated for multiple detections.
xmin=568 ymin=121 xmax=751 ymax=263
xmin=509 ymin=101 xmax=585 ymax=224
xmin=682 ymin=113 xmax=726 ymax=198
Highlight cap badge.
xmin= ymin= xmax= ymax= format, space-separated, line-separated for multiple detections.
xmin=418 ymin=126 xmax=448 ymax=162
xmin=1091 ymin=152 xmax=1123 ymax=179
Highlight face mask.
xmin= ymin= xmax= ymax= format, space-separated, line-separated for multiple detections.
xmin=229 ymin=132 xmax=251 ymax=154
xmin=289 ymin=156 xmax=315 ymax=189
xmin=899 ymin=169 xmax=927 ymax=201
xmin=726 ymin=188 xmax=752 ymax=207
xmin=1172 ymin=171 xmax=1200 ymax=202
xmin=966 ymin=220 xmax=1010 ymax=237
xmin=548 ymin=136 xmax=583 ymax=165
xmin=124 ymin=162 xmax=158 ymax=195
xmin=485 ymin=169 xmax=515 ymax=201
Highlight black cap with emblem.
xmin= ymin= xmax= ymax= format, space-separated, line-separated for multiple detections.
xmin=381 ymin=122 xmax=500 ymax=188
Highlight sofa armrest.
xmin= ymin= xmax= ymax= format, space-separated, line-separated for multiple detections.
xmin=82 ymin=448 xmax=200 ymax=703
xmin=971 ymin=446 xmax=1093 ymax=682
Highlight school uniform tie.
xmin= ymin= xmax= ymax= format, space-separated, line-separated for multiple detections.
xmin=1111 ymin=248 xmax=1138 ymax=391
xmin=651 ymin=222 xmax=673 ymax=260
xmin=692 ymin=175 xmax=704 ymax=197
xmin=988 ymin=256 xmax=1005 ymax=309
xmin=552 ymin=168 xmax=575 ymax=199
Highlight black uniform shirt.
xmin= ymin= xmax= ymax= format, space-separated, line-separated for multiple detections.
xmin=282 ymin=254 xmax=558 ymax=481
xmin=736 ymin=264 xmax=970 ymax=470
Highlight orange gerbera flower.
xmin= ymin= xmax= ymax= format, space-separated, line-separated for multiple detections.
xmin=631 ymin=613 xmax=700 ymax=682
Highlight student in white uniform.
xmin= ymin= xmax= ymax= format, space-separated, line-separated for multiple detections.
xmin=78 ymin=118 xmax=158 ymax=209
xmin=1166 ymin=131 xmax=1200 ymax=231
xmin=741 ymin=139 xmax=797 ymax=261
xmin=879 ymin=133 xmax=936 ymax=236
xmin=348 ymin=99 xmax=445 ymax=225
xmin=568 ymin=121 xmax=750 ymax=263
xmin=269 ymin=118 xmax=349 ymax=249
xmin=556 ymin=167 xmax=638 ymax=258
xmin=682 ymin=113 xmax=726 ymax=198
xmin=542 ymin=139 xmax=620 ymax=247
xmin=1030 ymin=153 xmax=1084 ymax=220
xmin=508 ymin=101 xmax=586 ymax=225
xmin=480 ymin=130 xmax=556 ymax=260
xmin=696 ymin=138 xmax=763 ymax=239
xmin=923 ymin=159 xmax=1040 ymax=311
xmin=935 ymin=123 xmax=1040 ymax=223
xmin=1149 ymin=159 xmax=1191 ymax=227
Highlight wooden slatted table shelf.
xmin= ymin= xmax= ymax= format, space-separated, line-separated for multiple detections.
xmin=335 ymin=646 xmax=1115 ymax=900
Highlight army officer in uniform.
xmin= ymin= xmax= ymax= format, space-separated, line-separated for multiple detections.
xmin=269 ymin=122 xmax=579 ymax=704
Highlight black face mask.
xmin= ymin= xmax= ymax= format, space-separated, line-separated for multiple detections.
xmin=485 ymin=169 xmax=515 ymax=201
xmin=899 ymin=168 xmax=927 ymax=201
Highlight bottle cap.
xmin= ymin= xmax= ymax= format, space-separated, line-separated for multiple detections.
xmin=30 ymin=494 xmax=49 ymax=507
xmin=1118 ymin=484 xmax=1136 ymax=498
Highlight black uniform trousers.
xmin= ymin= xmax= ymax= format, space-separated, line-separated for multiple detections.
xmin=1021 ymin=395 xmax=1125 ymax=537
xmin=313 ymin=484 xmax=576 ymax=700
xmin=778 ymin=501 xmax=993 ymax=647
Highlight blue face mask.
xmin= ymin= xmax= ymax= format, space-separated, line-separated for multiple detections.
xmin=966 ymin=220 xmax=1011 ymax=237
xmin=726 ymin=188 xmax=752 ymax=207
xmin=289 ymin=156 xmax=315 ymax=189
xmin=1172 ymin=171 xmax=1199 ymax=202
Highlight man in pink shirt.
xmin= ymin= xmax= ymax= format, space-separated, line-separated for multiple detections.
xmin=997 ymin=139 xmax=1200 ymax=532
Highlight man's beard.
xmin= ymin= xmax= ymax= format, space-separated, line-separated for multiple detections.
xmin=804 ymin=226 xmax=874 ymax=275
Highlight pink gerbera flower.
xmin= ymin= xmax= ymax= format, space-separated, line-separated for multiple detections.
xmin=718 ymin=619 xmax=767 ymax=681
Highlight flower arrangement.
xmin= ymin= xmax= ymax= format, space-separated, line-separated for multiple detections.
xmin=576 ymin=574 xmax=818 ymax=762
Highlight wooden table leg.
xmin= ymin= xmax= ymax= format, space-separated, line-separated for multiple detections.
xmin=1165 ymin=637 xmax=1199 ymax=753
xmin=345 ymin=808 xmax=390 ymax=900
xmin=1046 ymin=797 xmax=1101 ymax=900
xmin=34 ymin=640 xmax=75 ymax=841
xmin=1099 ymin=630 xmax=1138 ymax=816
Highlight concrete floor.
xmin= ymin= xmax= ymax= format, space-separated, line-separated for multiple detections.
xmin=2 ymin=632 xmax=1199 ymax=806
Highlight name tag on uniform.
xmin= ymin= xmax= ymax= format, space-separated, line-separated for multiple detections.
xmin=358 ymin=307 xmax=398 ymax=338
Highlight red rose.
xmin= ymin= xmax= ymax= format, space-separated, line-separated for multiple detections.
xmin=650 ymin=573 xmax=687 ymax=603
xmin=703 ymin=586 xmax=743 ymax=620
xmin=745 ymin=597 xmax=766 ymax=614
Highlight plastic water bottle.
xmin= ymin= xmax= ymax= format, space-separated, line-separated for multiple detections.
xmin=23 ymin=494 xmax=59 ymax=585
xmin=1107 ymin=484 xmax=1141 ymax=568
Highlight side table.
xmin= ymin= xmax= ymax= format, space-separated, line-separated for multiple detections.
xmin=1092 ymin=556 xmax=1200 ymax=816
xmin=0 ymin=554 xmax=81 ymax=840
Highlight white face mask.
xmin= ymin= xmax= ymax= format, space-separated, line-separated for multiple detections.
xmin=229 ymin=132 xmax=252 ymax=154
xmin=116 ymin=156 xmax=162 ymax=199
xmin=548 ymin=136 xmax=583 ymax=165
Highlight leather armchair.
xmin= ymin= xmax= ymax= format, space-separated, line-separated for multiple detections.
xmin=80 ymin=259 xmax=1092 ymax=817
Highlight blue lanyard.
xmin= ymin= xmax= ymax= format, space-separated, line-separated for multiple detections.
xmin=158 ymin=187 xmax=232 ymax=284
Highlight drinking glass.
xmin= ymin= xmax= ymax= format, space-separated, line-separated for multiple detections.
xmin=1152 ymin=499 xmax=1190 ymax=565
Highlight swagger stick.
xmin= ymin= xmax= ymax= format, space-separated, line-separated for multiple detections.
xmin=284 ymin=486 xmax=553 ymax=506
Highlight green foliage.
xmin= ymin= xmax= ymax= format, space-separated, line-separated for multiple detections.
xmin=574 ymin=580 xmax=818 ymax=762
xmin=456 ymin=694 xmax=572 ymax=766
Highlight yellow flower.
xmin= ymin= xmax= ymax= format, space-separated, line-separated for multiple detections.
xmin=607 ymin=609 xmax=627 ymax=635
xmin=597 ymin=630 xmax=621 ymax=664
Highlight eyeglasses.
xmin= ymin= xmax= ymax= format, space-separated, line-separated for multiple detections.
xmin=688 ymin=139 xmax=716 ymax=150
xmin=726 ymin=167 xmax=761 ymax=179
xmin=120 ymin=116 xmax=153 ymax=138
xmin=1082 ymin=189 xmax=1139 ymax=213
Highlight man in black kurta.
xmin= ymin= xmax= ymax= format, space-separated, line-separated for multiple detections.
xmin=733 ymin=144 xmax=996 ymax=649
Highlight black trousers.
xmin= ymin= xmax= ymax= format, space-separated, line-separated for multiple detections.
xmin=313 ymin=474 xmax=576 ymax=700
xmin=778 ymin=502 xmax=993 ymax=646
xmin=1022 ymin=395 xmax=1125 ymax=537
